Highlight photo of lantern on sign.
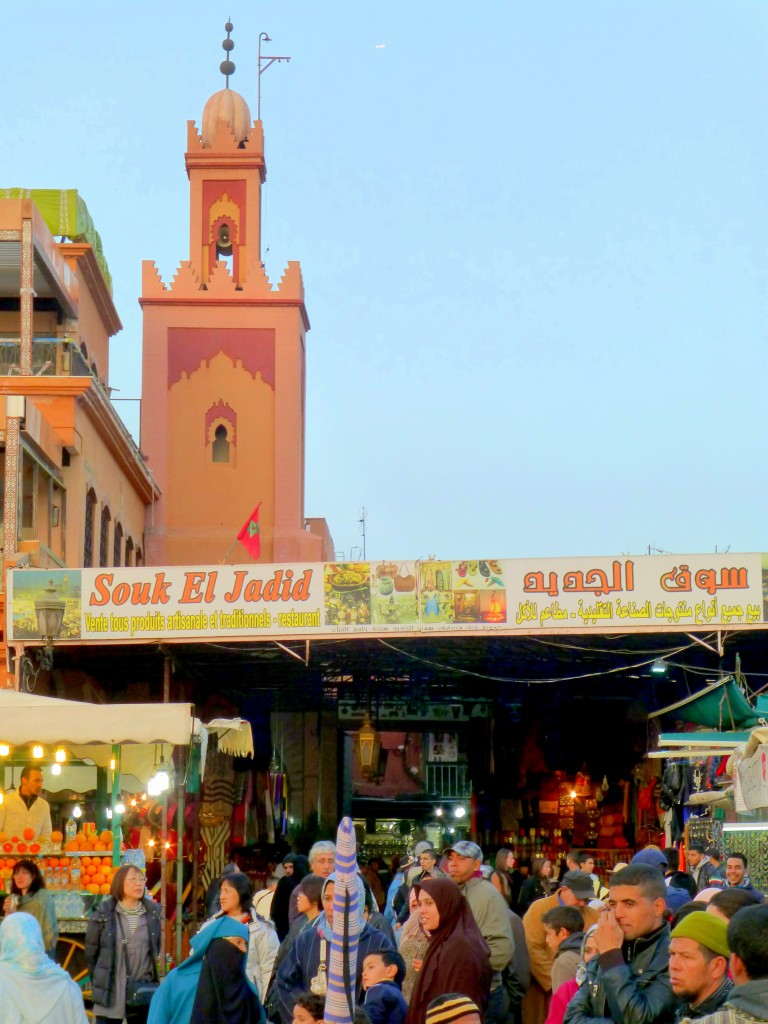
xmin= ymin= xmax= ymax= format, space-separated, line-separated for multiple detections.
xmin=10 ymin=570 xmax=82 ymax=640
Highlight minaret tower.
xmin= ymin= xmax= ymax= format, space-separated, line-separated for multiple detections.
xmin=140 ymin=23 xmax=332 ymax=565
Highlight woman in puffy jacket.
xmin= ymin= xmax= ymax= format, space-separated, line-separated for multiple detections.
xmin=85 ymin=864 xmax=161 ymax=1024
xmin=198 ymin=870 xmax=279 ymax=1002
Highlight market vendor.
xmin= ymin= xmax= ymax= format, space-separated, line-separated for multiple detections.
xmin=0 ymin=765 xmax=53 ymax=840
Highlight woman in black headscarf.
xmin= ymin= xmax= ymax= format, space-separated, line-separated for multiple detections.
xmin=190 ymin=932 xmax=264 ymax=1024
xmin=270 ymin=855 xmax=309 ymax=941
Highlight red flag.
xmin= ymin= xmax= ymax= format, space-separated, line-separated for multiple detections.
xmin=237 ymin=502 xmax=262 ymax=559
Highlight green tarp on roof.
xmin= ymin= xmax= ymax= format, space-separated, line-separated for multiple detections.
xmin=649 ymin=677 xmax=759 ymax=730
xmin=1 ymin=188 xmax=111 ymax=292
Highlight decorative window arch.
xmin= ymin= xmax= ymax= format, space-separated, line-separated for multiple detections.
xmin=113 ymin=521 xmax=123 ymax=567
xmin=205 ymin=401 xmax=237 ymax=465
xmin=136 ymin=546 xmax=144 ymax=567
xmin=212 ymin=424 xmax=230 ymax=463
xmin=84 ymin=488 xmax=97 ymax=566
xmin=99 ymin=505 xmax=111 ymax=568
xmin=125 ymin=536 xmax=134 ymax=567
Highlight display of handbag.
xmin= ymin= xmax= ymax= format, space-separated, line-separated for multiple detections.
xmin=394 ymin=563 xmax=416 ymax=592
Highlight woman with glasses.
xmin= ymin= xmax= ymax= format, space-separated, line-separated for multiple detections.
xmin=85 ymin=864 xmax=161 ymax=1024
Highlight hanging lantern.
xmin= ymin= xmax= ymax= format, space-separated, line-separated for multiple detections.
xmin=357 ymin=714 xmax=380 ymax=774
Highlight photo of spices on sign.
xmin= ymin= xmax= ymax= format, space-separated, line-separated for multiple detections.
xmin=323 ymin=563 xmax=371 ymax=626
xmin=371 ymin=561 xmax=419 ymax=625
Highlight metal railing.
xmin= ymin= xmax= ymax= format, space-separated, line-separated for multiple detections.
xmin=0 ymin=336 xmax=73 ymax=376
xmin=426 ymin=762 xmax=472 ymax=799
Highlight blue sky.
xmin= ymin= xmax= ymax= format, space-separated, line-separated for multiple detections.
xmin=3 ymin=2 xmax=767 ymax=561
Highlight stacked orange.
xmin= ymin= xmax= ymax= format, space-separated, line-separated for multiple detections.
xmin=82 ymin=854 xmax=117 ymax=895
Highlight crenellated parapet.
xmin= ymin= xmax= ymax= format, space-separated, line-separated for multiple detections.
xmin=140 ymin=256 xmax=307 ymax=323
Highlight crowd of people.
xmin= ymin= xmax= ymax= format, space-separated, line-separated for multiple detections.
xmin=0 ymin=834 xmax=766 ymax=1024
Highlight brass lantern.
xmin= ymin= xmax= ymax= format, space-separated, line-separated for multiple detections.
xmin=357 ymin=714 xmax=380 ymax=775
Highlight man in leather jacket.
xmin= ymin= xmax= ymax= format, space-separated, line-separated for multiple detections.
xmin=563 ymin=863 xmax=679 ymax=1024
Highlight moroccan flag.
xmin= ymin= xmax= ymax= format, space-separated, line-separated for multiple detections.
xmin=237 ymin=502 xmax=262 ymax=559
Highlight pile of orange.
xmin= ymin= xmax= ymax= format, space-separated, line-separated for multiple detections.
xmin=81 ymin=854 xmax=116 ymax=895
xmin=64 ymin=829 xmax=114 ymax=854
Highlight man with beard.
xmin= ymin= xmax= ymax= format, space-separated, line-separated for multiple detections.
xmin=669 ymin=912 xmax=732 ymax=1020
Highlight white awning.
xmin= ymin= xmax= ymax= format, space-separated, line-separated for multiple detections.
xmin=0 ymin=691 xmax=195 ymax=746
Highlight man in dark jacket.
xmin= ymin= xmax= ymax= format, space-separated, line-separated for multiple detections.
xmin=669 ymin=911 xmax=732 ymax=1021
xmin=563 ymin=863 xmax=679 ymax=1024
xmin=723 ymin=853 xmax=761 ymax=895
xmin=687 ymin=845 xmax=720 ymax=893
xmin=690 ymin=904 xmax=768 ymax=1024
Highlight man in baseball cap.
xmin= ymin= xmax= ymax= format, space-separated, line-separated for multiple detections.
xmin=631 ymin=847 xmax=689 ymax=913
xmin=523 ymin=871 xmax=601 ymax=1024
xmin=445 ymin=839 xmax=513 ymax=1024
xmin=669 ymin=911 xmax=732 ymax=1020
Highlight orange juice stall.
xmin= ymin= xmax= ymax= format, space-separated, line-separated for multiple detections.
xmin=0 ymin=689 xmax=252 ymax=990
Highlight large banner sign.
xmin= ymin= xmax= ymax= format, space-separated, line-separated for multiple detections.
xmin=7 ymin=552 xmax=768 ymax=644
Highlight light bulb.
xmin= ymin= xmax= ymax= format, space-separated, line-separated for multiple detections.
xmin=570 ymin=789 xmax=577 ymax=799
xmin=115 ymin=802 xmax=125 ymax=815
xmin=454 ymin=806 xmax=466 ymax=819
xmin=0 ymin=744 xmax=9 ymax=757
xmin=106 ymin=808 xmax=113 ymax=819
xmin=32 ymin=745 xmax=44 ymax=759
xmin=148 ymin=838 xmax=155 ymax=847
xmin=72 ymin=804 xmax=82 ymax=818
xmin=435 ymin=808 xmax=444 ymax=817
xmin=109 ymin=758 xmax=116 ymax=770
xmin=130 ymin=798 xmax=137 ymax=807
xmin=55 ymin=748 xmax=66 ymax=763
xmin=165 ymin=841 xmax=171 ymax=850
xmin=51 ymin=763 xmax=62 ymax=776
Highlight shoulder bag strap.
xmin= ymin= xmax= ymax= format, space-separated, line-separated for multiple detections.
xmin=115 ymin=912 xmax=135 ymax=979
xmin=144 ymin=909 xmax=159 ymax=981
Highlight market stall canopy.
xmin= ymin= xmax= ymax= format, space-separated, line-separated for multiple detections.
xmin=648 ymin=675 xmax=759 ymax=730
xmin=0 ymin=691 xmax=194 ymax=788
xmin=0 ymin=691 xmax=254 ymax=787
xmin=0 ymin=690 xmax=194 ymax=745
xmin=204 ymin=718 xmax=254 ymax=758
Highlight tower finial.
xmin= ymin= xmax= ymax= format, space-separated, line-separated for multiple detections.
xmin=220 ymin=19 xmax=235 ymax=88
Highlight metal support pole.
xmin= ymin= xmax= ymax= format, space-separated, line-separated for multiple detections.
xmin=176 ymin=781 xmax=185 ymax=965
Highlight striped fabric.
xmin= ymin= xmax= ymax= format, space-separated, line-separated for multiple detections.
xmin=324 ymin=817 xmax=360 ymax=1024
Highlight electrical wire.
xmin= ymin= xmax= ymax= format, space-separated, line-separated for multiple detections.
xmin=376 ymin=638 xmax=695 ymax=684
xmin=525 ymin=635 xmax=719 ymax=657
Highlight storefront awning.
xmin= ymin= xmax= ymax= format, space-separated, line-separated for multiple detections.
xmin=0 ymin=690 xmax=195 ymax=746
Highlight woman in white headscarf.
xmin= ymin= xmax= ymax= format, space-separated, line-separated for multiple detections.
xmin=0 ymin=911 xmax=88 ymax=1024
